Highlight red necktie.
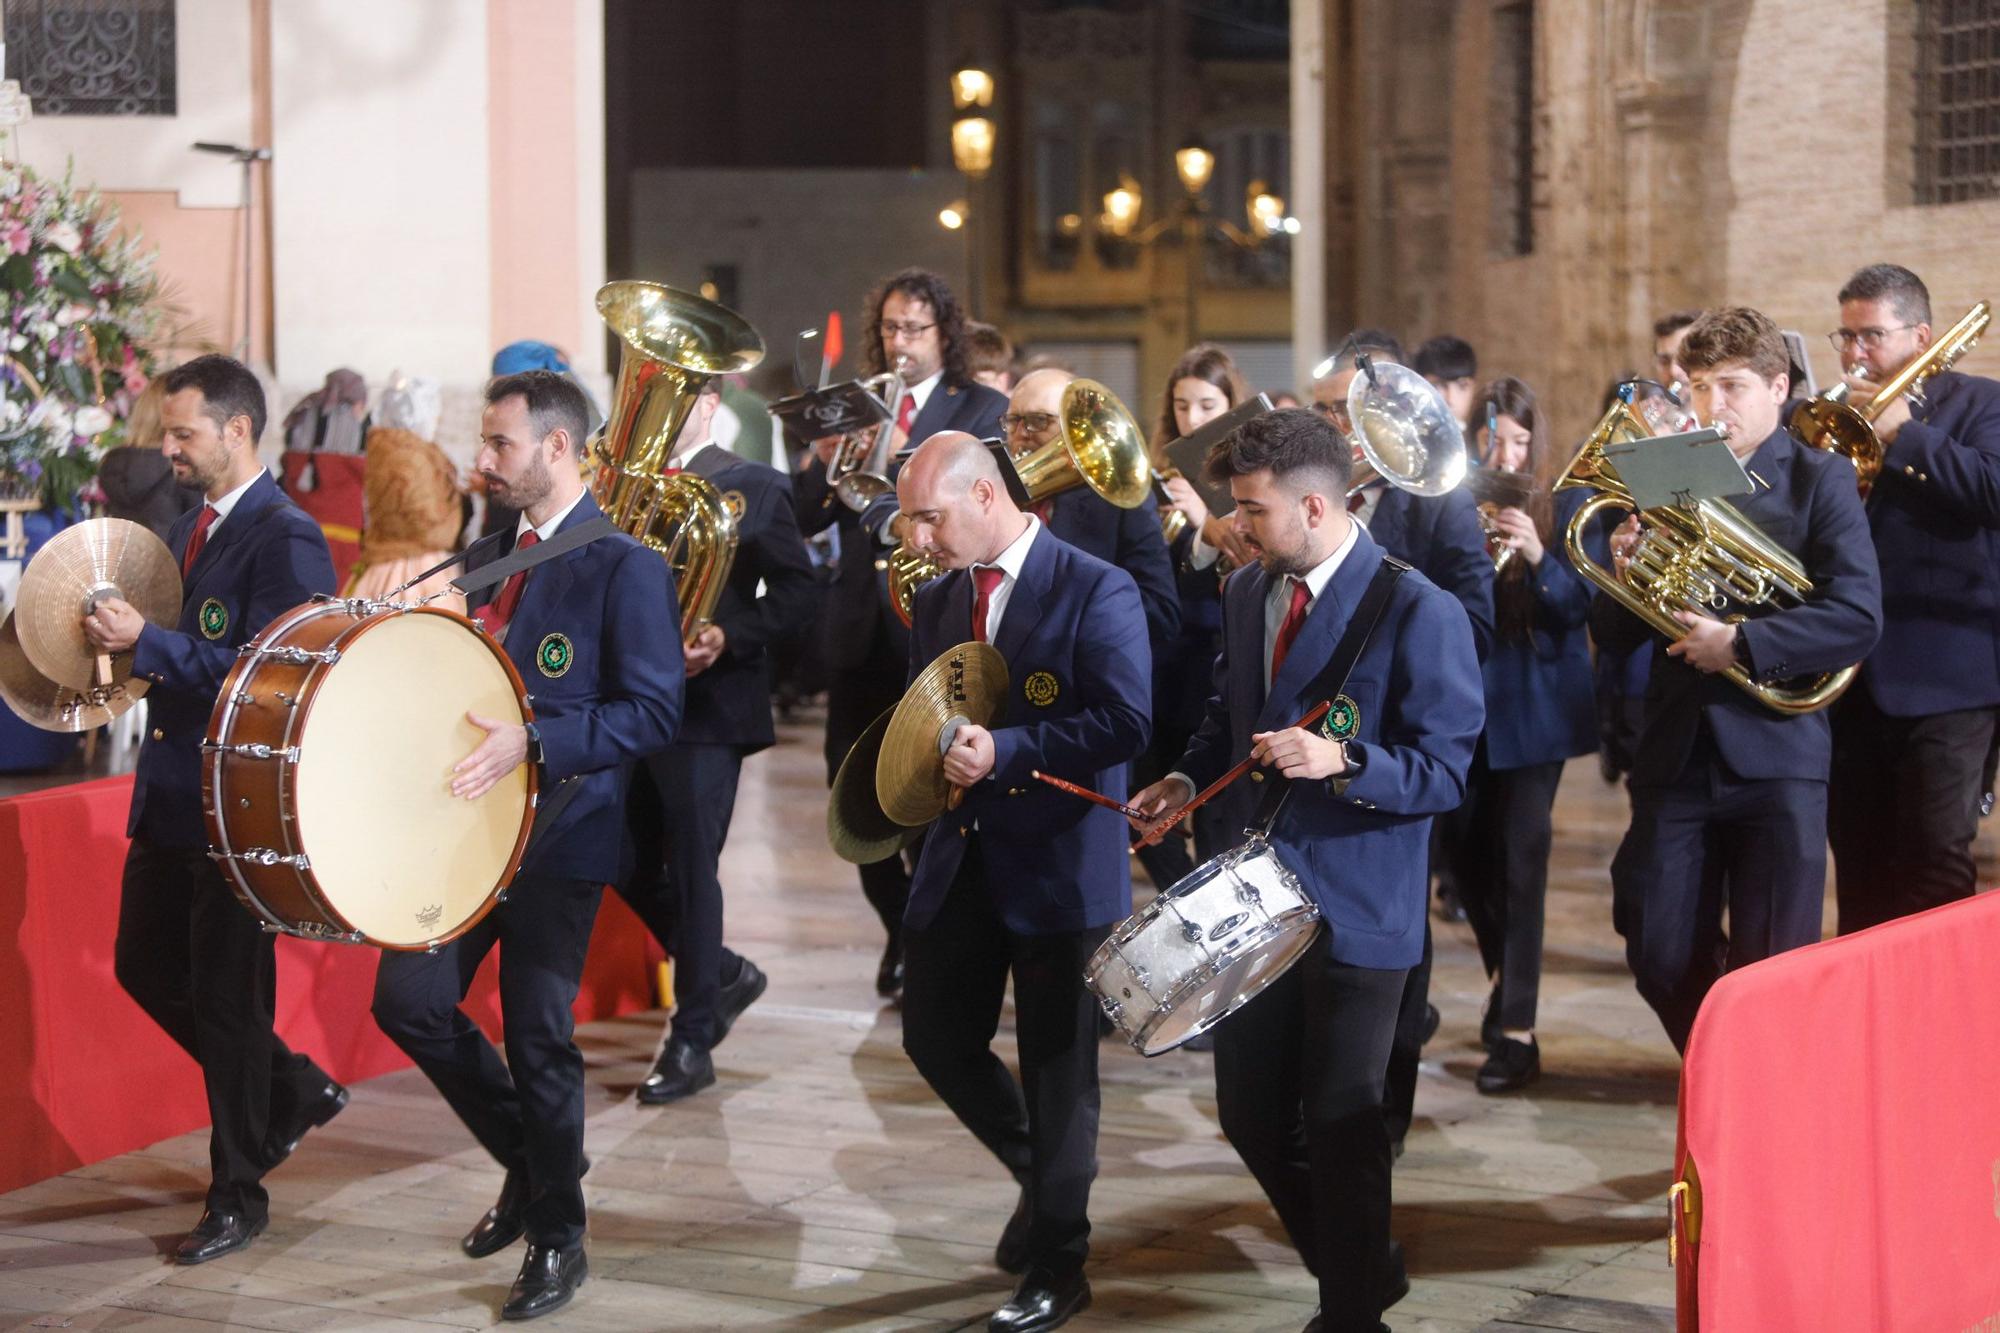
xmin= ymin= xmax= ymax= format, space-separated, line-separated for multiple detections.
xmin=181 ymin=505 xmax=218 ymax=578
xmin=1347 ymin=490 xmax=1367 ymax=514
xmin=971 ymin=565 xmax=1005 ymax=644
xmin=896 ymin=392 xmax=917 ymax=439
xmin=1270 ymin=576 xmax=1311 ymax=680
xmin=475 ymin=530 xmax=540 ymax=635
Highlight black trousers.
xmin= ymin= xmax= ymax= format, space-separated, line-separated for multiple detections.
xmin=900 ymin=839 xmax=1109 ymax=1277
xmin=1611 ymin=743 xmax=1826 ymax=1053
xmin=617 ymin=744 xmax=745 ymax=1051
xmin=1380 ymin=924 xmax=1431 ymax=1148
xmin=1830 ymin=690 xmax=1998 ymax=935
xmin=1213 ymin=932 xmax=1408 ymax=1332
xmin=1450 ymin=755 xmax=1566 ymax=1033
xmin=114 ymin=840 xmax=331 ymax=1221
xmin=372 ymin=873 xmax=601 ymax=1248
xmin=826 ymin=632 xmax=910 ymax=940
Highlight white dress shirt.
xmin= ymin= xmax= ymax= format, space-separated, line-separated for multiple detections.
xmin=971 ymin=515 xmax=1040 ymax=643
xmin=516 ymin=487 xmax=589 ymax=544
xmin=201 ymin=470 xmax=265 ymax=534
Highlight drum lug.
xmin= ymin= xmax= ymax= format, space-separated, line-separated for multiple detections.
xmin=231 ymin=690 xmax=255 ymax=706
xmin=214 ymin=846 xmax=311 ymax=870
xmin=1131 ymin=964 xmax=1150 ymax=991
xmin=201 ymin=741 xmax=300 ymax=762
xmin=1099 ymin=997 xmax=1124 ymax=1025
xmin=1236 ymin=884 xmax=1263 ymax=906
xmin=1180 ymin=920 xmax=1203 ymax=944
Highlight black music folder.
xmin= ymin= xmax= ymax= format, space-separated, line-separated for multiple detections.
xmin=1162 ymin=393 xmax=1274 ymax=519
xmin=770 ymin=379 xmax=892 ymax=440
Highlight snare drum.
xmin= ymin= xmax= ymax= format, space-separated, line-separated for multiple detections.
xmin=202 ymin=599 xmax=537 ymax=950
xmin=1086 ymin=837 xmax=1320 ymax=1055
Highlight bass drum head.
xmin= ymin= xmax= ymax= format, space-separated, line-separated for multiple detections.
xmin=292 ymin=610 xmax=530 ymax=948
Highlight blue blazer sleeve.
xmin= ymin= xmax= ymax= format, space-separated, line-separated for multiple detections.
xmin=1115 ymin=502 xmax=1182 ymax=648
xmin=716 ymin=472 xmax=819 ymax=659
xmin=1426 ymin=489 xmax=1497 ymax=661
xmin=1337 ymin=585 xmax=1483 ymax=815
xmin=1885 ymin=381 xmax=2000 ymax=529
xmin=131 ymin=514 xmax=334 ymax=695
xmin=1735 ymin=459 xmax=1883 ymax=681
xmin=536 ymin=543 xmax=684 ymax=778
xmin=1529 ymin=489 xmax=1595 ymax=636
xmin=988 ymin=567 xmax=1152 ymax=784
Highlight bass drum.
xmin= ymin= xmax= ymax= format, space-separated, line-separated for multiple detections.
xmin=203 ymin=599 xmax=536 ymax=950
xmin=1086 ymin=836 xmax=1321 ymax=1055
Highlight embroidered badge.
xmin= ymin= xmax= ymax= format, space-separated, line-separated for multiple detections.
xmin=1023 ymin=670 xmax=1060 ymax=708
xmin=536 ymin=633 xmax=574 ymax=678
xmin=1322 ymin=693 xmax=1360 ymax=741
xmin=198 ymin=598 xmax=228 ymax=640
xmin=722 ymin=489 xmax=747 ymax=521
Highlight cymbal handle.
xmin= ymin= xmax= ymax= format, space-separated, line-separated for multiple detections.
xmin=946 ymin=786 xmax=964 ymax=813
xmin=93 ymin=651 xmax=112 ymax=689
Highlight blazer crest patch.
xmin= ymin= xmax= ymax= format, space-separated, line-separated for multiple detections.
xmin=1322 ymin=693 xmax=1360 ymax=741
xmin=536 ymin=633 xmax=574 ymax=678
xmin=198 ymin=598 xmax=228 ymax=640
xmin=1023 ymin=670 xmax=1060 ymax=707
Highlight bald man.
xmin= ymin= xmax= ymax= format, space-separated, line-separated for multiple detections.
xmin=895 ymin=433 xmax=1150 ymax=1333
xmin=1004 ymin=368 xmax=1179 ymax=652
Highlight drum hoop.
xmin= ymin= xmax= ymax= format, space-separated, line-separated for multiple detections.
xmin=1128 ymin=906 xmax=1323 ymax=1056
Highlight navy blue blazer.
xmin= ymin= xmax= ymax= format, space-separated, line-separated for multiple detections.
xmin=467 ymin=492 xmax=684 ymax=884
xmin=673 ymin=445 xmax=819 ymax=752
xmin=1480 ymin=486 xmax=1599 ymax=770
xmin=129 ymin=470 xmax=337 ymax=848
xmin=794 ymin=377 xmax=1008 ymax=671
xmin=905 ymin=526 xmax=1151 ymax=936
xmin=1590 ymin=427 xmax=1882 ymax=786
xmin=1363 ymin=486 xmax=1496 ymax=661
xmin=1177 ymin=527 xmax=1484 ymax=970
xmin=1858 ymin=370 xmax=2000 ymax=716
xmin=1039 ymin=485 xmax=1180 ymax=651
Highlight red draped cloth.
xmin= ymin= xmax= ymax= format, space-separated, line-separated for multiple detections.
xmin=1676 ymin=889 xmax=2000 ymax=1329
xmin=0 ymin=776 xmax=656 ymax=1193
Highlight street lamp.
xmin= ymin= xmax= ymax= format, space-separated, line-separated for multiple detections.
xmin=949 ymin=62 xmax=995 ymax=313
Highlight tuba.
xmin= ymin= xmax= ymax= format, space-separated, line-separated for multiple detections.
xmin=592 ymin=280 xmax=764 ymax=643
xmin=1791 ymin=300 xmax=1990 ymax=493
xmin=888 ymin=377 xmax=1152 ymax=625
xmin=1344 ymin=357 xmax=1470 ymax=500
xmin=1558 ymin=392 xmax=1855 ymax=714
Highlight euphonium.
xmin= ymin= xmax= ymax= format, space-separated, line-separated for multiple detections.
xmin=1791 ymin=300 xmax=1990 ymax=493
xmin=887 ymin=377 xmax=1152 ymax=626
xmin=1558 ymin=394 xmax=1856 ymax=715
xmin=592 ymin=280 xmax=764 ymax=643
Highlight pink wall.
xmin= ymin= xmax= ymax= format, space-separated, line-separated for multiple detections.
xmin=486 ymin=0 xmax=584 ymax=360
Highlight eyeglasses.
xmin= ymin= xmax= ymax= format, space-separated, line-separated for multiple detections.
xmin=880 ymin=320 xmax=937 ymax=339
xmin=1827 ymin=325 xmax=1917 ymax=352
xmin=1000 ymin=411 xmax=1058 ymax=436
xmin=1309 ymin=400 xmax=1349 ymax=423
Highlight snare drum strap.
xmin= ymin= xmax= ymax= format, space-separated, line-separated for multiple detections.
xmin=1250 ymin=554 xmax=1409 ymax=838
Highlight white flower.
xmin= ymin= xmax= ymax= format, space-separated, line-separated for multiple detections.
xmin=44 ymin=221 xmax=81 ymax=253
xmin=0 ymin=400 xmax=20 ymax=427
xmin=6 ymin=335 xmax=23 ymax=352
xmin=72 ymin=404 xmax=112 ymax=437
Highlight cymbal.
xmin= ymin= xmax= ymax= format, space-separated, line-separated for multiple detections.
xmin=0 ymin=610 xmax=149 ymax=732
xmin=14 ymin=518 xmax=180 ymax=691
xmin=876 ymin=641 xmax=1008 ymax=828
xmin=827 ymin=705 xmax=926 ymax=865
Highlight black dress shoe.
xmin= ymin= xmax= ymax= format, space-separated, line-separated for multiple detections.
xmin=1433 ymin=881 xmax=1468 ymax=923
xmin=994 ymin=1186 xmax=1031 ymax=1273
xmin=1480 ymin=983 xmax=1502 ymax=1049
xmin=989 ymin=1266 xmax=1089 ymax=1332
xmin=714 ymin=957 xmax=768 ymax=1046
xmin=876 ymin=932 xmax=904 ymax=998
xmin=1476 ymin=1036 xmax=1540 ymax=1094
xmin=500 ymin=1242 xmax=587 ymax=1321
xmin=463 ymin=1156 xmax=591 ymax=1259
xmin=174 ymin=1209 xmax=267 ymax=1265
xmin=1418 ymin=1001 xmax=1441 ymax=1047
xmin=636 ymin=1035 xmax=715 ymax=1105
xmin=271 ymin=1079 xmax=349 ymax=1165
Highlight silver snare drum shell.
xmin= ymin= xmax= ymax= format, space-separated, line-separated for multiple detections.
xmin=1085 ymin=836 xmax=1321 ymax=1056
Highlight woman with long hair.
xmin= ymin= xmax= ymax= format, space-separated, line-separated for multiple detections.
xmin=1446 ymin=376 xmax=1597 ymax=1093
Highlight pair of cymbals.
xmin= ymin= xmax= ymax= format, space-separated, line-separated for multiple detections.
xmin=0 ymin=518 xmax=180 ymax=732
xmin=825 ymin=641 xmax=1009 ymax=864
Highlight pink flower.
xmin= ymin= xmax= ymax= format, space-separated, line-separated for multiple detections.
xmin=2 ymin=221 xmax=28 ymax=254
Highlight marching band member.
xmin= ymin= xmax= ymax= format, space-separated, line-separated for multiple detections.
xmin=83 ymin=354 xmax=346 ymax=1265
xmin=372 ymin=371 xmax=683 ymax=1320
xmin=1597 ymin=307 xmax=1881 ymax=1051
xmin=794 ymin=269 xmax=1007 ymax=999
xmin=1445 ymin=378 xmax=1597 ymax=1092
xmin=1131 ymin=407 xmax=1482 ymax=1332
xmin=1822 ymin=264 xmax=2000 ymax=933
xmin=620 ymin=378 xmax=820 ymax=1104
xmin=895 ymin=432 xmax=1150 ymax=1332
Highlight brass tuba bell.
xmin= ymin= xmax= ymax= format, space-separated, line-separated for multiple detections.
xmin=592 ymin=281 xmax=764 ymax=643
xmin=1558 ymin=393 xmax=1856 ymax=715
xmin=888 ymin=377 xmax=1152 ymax=626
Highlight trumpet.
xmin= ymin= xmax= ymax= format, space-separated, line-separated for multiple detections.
xmin=826 ymin=355 xmax=910 ymax=511
xmin=1791 ymin=300 xmax=1990 ymax=493
xmin=1558 ymin=393 xmax=1855 ymax=714
xmin=1467 ymin=467 xmax=1539 ymax=574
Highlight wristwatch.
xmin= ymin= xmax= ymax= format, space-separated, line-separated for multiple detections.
xmin=523 ymin=720 xmax=544 ymax=764
xmin=1329 ymin=741 xmax=1366 ymax=797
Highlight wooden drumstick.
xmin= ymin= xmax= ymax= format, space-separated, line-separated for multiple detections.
xmin=1136 ymin=699 xmax=1334 ymax=847
xmin=1030 ymin=770 xmax=1151 ymax=822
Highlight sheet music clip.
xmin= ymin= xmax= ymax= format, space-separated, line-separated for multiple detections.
xmin=769 ymin=379 xmax=892 ymax=440
xmin=1601 ymin=426 xmax=1750 ymax=512
xmin=1163 ymin=393 xmax=1275 ymax=519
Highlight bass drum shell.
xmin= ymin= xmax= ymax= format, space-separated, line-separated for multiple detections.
xmin=1086 ymin=836 xmax=1321 ymax=1055
xmin=203 ymin=600 xmax=536 ymax=950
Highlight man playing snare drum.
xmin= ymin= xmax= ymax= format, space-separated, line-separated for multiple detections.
xmin=1130 ymin=408 xmax=1482 ymax=1333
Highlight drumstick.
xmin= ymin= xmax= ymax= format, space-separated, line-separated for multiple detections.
xmin=1031 ymin=770 xmax=1151 ymax=822
xmin=1136 ymin=699 xmax=1334 ymax=847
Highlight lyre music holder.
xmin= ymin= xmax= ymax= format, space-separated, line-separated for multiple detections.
xmin=1602 ymin=426 xmax=1749 ymax=512
xmin=770 ymin=379 xmax=893 ymax=440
